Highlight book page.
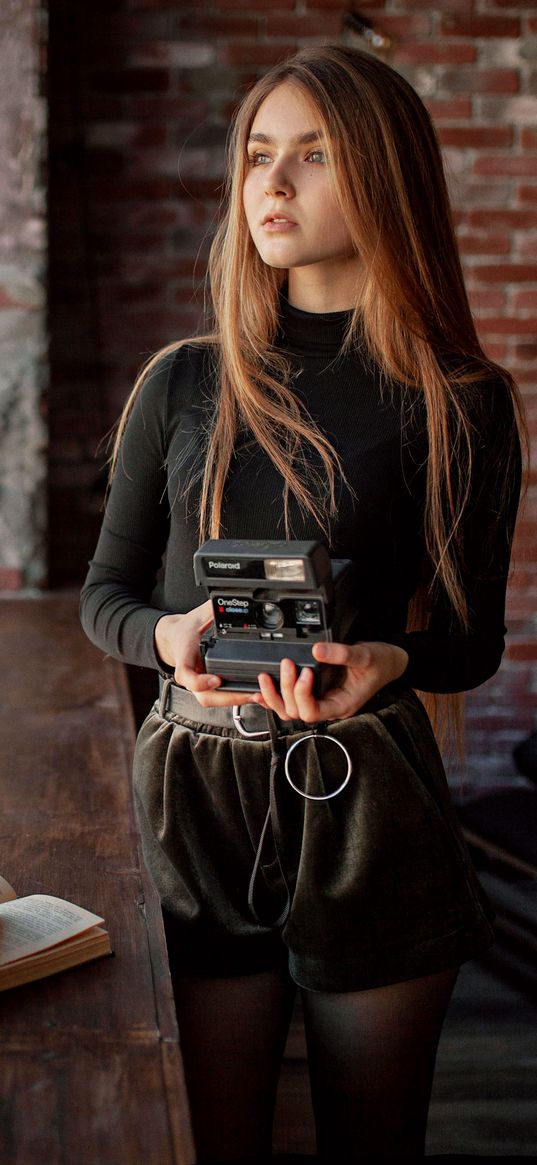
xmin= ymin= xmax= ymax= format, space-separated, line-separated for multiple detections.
xmin=0 ymin=875 xmax=17 ymax=904
xmin=0 ymin=895 xmax=104 ymax=966
xmin=0 ymin=926 xmax=111 ymax=991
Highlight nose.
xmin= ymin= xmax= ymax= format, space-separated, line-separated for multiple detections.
xmin=264 ymin=160 xmax=294 ymax=199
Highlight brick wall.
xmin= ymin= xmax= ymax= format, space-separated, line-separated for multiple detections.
xmin=0 ymin=0 xmax=47 ymax=589
xmin=44 ymin=0 xmax=536 ymax=785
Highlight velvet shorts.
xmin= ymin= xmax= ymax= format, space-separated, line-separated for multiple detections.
xmin=132 ymin=682 xmax=494 ymax=992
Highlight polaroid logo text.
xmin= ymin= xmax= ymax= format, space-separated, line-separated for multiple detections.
xmin=209 ymin=560 xmax=241 ymax=570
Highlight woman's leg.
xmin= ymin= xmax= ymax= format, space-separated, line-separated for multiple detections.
xmin=172 ymin=968 xmax=297 ymax=1163
xmin=302 ymin=966 xmax=458 ymax=1162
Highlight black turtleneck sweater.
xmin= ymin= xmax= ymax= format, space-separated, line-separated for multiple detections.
xmin=80 ymin=299 xmax=521 ymax=694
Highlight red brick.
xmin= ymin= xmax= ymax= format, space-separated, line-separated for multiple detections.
xmin=219 ymin=43 xmax=296 ymax=67
xmin=471 ymin=264 xmax=537 ymax=283
xmin=522 ymin=128 xmax=537 ymax=150
xmin=478 ymin=340 xmax=508 ymax=361
xmin=440 ymin=15 xmax=520 ymax=37
xmin=346 ymin=13 xmax=432 ymax=37
xmin=468 ymin=289 xmax=506 ymax=312
xmin=396 ymin=42 xmax=476 ymax=65
xmin=215 ymin=0 xmax=296 ymax=7
xmin=474 ymin=156 xmax=537 ymax=177
xmin=475 ymin=318 xmax=537 ymax=335
xmin=0 ymin=569 xmax=24 ymax=591
xmin=506 ymin=642 xmax=537 ymax=661
xmin=514 ymin=236 xmax=537 ymax=260
xmin=266 ymin=11 xmax=341 ymax=36
xmin=511 ymin=370 xmax=537 ymax=390
xmin=487 ymin=0 xmax=537 ymax=8
xmin=513 ymin=290 xmax=537 ymax=310
xmin=439 ymin=69 xmax=520 ymax=95
xmin=394 ymin=0 xmax=474 ymax=9
xmin=518 ymin=185 xmax=537 ymax=204
xmin=177 ymin=13 xmax=260 ymax=36
xmin=514 ymin=341 xmax=537 ymax=360
xmin=515 ymin=376 xmax=537 ymax=394
xmin=438 ymin=126 xmax=513 ymax=148
xmin=426 ymin=98 xmax=472 ymax=121
xmin=468 ymin=209 xmax=537 ymax=230
xmin=458 ymin=235 xmax=511 ymax=256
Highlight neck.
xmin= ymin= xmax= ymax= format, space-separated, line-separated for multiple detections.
xmin=287 ymin=256 xmax=363 ymax=314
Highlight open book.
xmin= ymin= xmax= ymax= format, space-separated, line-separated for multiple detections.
xmin=0 ymin=874 xmax=112 ymax=991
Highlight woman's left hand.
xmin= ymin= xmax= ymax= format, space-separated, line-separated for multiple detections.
xmin=255 ymin=640 xmax=409 ymax=723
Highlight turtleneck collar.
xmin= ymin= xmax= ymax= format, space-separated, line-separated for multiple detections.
xmin=278 ymin=293 xmax=354 ymax=358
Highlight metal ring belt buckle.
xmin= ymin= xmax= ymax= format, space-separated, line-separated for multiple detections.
xmin=232 ymin=705 xmax=270 ymax=739
xmin=284 ymin=732 xmax=353 ymax=801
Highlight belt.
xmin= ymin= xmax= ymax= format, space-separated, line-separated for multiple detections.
xmin=158 ymin=675 xmax=309 ymax=738
xmin=158 ymin=675 xmax=401 ymax=733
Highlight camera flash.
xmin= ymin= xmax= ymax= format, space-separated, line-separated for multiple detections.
xmin=264 ymin=558 xmax=305 ymax=582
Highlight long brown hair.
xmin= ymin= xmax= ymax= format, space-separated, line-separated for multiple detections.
xmin=112 ymin=45 xmax=524 ymax=743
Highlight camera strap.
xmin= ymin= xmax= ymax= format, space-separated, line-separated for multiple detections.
xmin=247 ymin=709 xmax=353 ymax=929
xmin=247 ymin=709 xmax=291 ymax=929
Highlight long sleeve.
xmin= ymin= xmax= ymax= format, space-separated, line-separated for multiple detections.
xmin=389 ymin=378 xmax=522 ymax=693
xmin=80 ymin=357 xmax=174 ymax=671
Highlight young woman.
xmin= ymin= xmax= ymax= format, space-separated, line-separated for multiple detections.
xmin=81 ymin=45 xmax=523 ymax=1164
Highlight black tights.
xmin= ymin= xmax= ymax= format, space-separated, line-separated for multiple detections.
xmin=172 ymin=964 xmax=458 ymax=1163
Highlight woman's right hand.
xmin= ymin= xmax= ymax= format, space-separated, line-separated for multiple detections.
xmin=154 ymin=601 xmax=257 ymax=708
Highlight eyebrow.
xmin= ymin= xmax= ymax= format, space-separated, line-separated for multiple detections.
xmin=247 ymin=130 xmax=322 ymax=146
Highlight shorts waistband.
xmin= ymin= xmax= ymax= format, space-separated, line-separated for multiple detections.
xmin=158 ymin=676 xmax=305 ymax=736
xmin=157 ymin=676 xmax=407 ymax=736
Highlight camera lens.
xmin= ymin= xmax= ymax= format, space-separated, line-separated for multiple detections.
xmin=260 ymin=602 xmax=284 ymax=630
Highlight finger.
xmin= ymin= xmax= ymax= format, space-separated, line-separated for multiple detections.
xmin=176 ymin=665 xmax=221 ymax=692
xmin=313 ymin=671 xmax=384 ymax=720
xmin=292 ymin=667 xmax=322 ymax=723
xmin=313 ymin=641 xmax=372 ymax=670
xmin=194 ymin=688 xmax=260 ymax=709
xmin=257 ymin=672 xmax=290 ymax=719
xmin=278 ymin=658 xmax=301 ymax=720
xmin=197 ymin=600 xmax=216 ymax=633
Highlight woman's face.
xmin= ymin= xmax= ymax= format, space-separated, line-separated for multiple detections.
xmin=242 ymin=82 xmax=361 ymax=308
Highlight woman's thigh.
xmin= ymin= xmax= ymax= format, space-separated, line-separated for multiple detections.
xmin=302 ymin=965 xmax=458 ymax=1161
xmin=172 ymin=967 xmax=297 ymax=1163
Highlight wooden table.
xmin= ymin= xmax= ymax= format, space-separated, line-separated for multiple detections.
xmin=0 ymin=594 xmax=195 ymax=1165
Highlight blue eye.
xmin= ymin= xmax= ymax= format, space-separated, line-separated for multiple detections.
xmin=248 ymin=152 xmax=271 ymax=166
xmin=307 ymin=150 xmax=326 ymax=163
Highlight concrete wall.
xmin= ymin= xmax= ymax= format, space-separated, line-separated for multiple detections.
xmin=0 ymin=0 xmax=47 ymax=589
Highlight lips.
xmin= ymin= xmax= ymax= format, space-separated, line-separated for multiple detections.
xmin=261 ymin=213 xmax=298 ymax=234
xmin=262 ymin=213 xmax=297 ymax=226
